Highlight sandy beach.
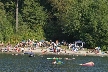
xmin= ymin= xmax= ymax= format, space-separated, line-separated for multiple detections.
xmin=22 ymin=48 xmax=108 ymax=57
xmin=0 ymin=47 xmax=108 ymax=57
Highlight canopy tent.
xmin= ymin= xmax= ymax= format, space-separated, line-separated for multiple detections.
xmin=75 ymin=40 xmax=85 ymax=48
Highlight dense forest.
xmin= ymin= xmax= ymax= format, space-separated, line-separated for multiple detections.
xmin=0 ymin=0 xmax=108 ymax=49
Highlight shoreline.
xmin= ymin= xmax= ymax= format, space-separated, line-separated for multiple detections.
xmin=0 ymin=48 xmax=108 ymax=57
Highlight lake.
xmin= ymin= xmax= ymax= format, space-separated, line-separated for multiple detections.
xmin=0 ymin=53 xmax=108 ymax=72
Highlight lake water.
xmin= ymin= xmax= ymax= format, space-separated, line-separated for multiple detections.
xmin=0 ymin=53 xmax=108 ymax=72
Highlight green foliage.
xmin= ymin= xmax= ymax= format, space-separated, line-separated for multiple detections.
xmin=101 ymin=45 xmax=107 ymax=51
xmin=0 ymin=2 xmax=13 ymax=43
xmin=20 ymin=0 xmax=48 ymax=41
xmin=1 ymin=0 xmax=108 ymax=51
xmin=51 ymin=0 xmax=108 ymax=48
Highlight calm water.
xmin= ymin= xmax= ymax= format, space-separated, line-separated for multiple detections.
xmin=0 ymin=53 xmax=108 ymax=72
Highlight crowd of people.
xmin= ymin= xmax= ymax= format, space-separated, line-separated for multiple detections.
xmin=0 ymin=39 xmax=102 ymax=55
xmin=0 ymin=39 xmax=68 ymax=53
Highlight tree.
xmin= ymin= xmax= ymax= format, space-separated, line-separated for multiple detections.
xmin=19 ymin=0 xmax=48 ymax=40
xmin=59 ymin=0 xmax=108 ymax=48
xmin=0 ymin=2 xmax=13 ymax=42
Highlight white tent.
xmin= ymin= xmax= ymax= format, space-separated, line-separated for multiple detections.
xmin=75 ymin=40 xmax=85 ymax=48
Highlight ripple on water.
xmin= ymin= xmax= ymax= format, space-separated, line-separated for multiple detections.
xmin=0 ymin=54 xmax=108 ymax=72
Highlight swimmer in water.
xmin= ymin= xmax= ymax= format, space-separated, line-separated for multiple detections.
xmin=85 ymin=61 xmax=94 ymax=66
xmin=52 ymin=60 xmax=57 ymax=64
xmin=64 ymin=58 xmax=72 ymax=60
xmin=80 ymin=61 xmax=94 ymax=66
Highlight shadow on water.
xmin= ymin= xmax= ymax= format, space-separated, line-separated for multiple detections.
xmin=0 ymin=53 xmax=108 ymax=72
